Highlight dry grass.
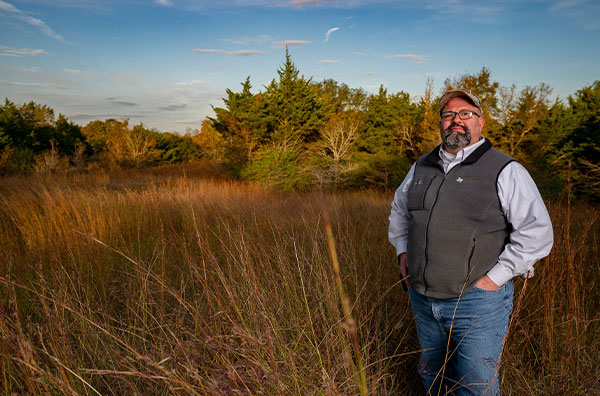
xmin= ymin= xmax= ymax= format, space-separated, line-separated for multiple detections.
xmin=0 ymin=163 xmax=598 ymax=395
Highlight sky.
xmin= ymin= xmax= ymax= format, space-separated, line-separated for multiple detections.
xmin=1 ymin=0 xmax=599 ymax=133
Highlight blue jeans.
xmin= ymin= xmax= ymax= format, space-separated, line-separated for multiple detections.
xmin=409 ymin=280 xmax=513 ymax=396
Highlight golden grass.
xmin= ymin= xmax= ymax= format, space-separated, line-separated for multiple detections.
xmin=0 ymin=164 xmax=598 ymax=395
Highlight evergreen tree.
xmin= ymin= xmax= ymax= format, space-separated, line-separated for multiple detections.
xmin=212 ymin=77 xmax=267 ymax=168
xmin=264 ymin=48 xmax=326 ymax=145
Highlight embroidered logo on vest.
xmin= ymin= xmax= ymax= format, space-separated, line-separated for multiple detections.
xmin=456 ymin=177 xmax=478 ymax=184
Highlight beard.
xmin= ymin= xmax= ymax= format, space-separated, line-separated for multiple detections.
xmin=441 ymin=125 xmax=472 ymax=149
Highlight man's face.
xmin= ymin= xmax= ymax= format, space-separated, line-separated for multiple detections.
xmin=439 ymin=97 xmax=485 ymax=152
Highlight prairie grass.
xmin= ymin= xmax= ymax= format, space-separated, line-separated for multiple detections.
xmin=0 ymin=163 xmax=598 ymax=395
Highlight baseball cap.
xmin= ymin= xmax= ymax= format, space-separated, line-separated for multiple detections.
xmin=439 ymin=89 xmax=483 ymax=115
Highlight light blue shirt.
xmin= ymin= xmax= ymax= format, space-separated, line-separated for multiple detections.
xmin=388 ymin=138 xmax=554 ymax=287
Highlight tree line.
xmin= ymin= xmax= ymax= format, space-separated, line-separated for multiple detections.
xmin=1 ymin=49 xmax=598 ymax=200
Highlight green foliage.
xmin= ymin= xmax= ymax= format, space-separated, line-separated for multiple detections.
xmin=5 ymin=147 xmax=35 ymax=174
xmin=313 ymin=79 xmax=367 ymax=113
xmin=350 ymin=151 xmax=412 ymax=190
xmin=53 ymin=114 xmax=85 ymax=155
xmin=0 ymin=99 xmax=85 ymax=173
xmin=564 ymin=81 xmax=600 ymax=200
xmin=156 ymin=132 xmax=203 ymax=164
xmin=264 ymin=48 xmax=327 ymax=144
xmin=241 ymin=145 xmax=311 ymax=191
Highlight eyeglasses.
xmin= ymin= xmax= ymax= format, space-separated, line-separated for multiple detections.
xmin=441 ymin=110 xmax=481 ymax=121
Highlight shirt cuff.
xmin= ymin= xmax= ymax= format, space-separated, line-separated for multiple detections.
xmin=486 ymin=264 xmax=514 ymax=287
xmin=396 ymin=240 xmax=408 ymax=256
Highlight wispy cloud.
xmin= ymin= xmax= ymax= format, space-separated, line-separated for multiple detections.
xmin=222 ymin=35 xmax=273 ymax=45
xmin=423 ymin=1 xmax=504 ymax=24
xmin=0 ymin=45 xmax=47 ymax=57
xmin=159 ymin=104 xmax=187 ymax=111
xmin=23 ymin=66 xmax=40 ymax=72
xmin=64 ymin=68 xmax=80 ymax=74
xmin=228 ymin=49 xmax=264 ymax=56
xmin=324 ymin=27 xmax=339 ymax=42
xmin=365 ymin=71 xmax=376 ymax=76
xmin=154 ymin=0 xmax=173 ymax=6
xmin=272 ymin=40 xmax=310 ymax=48
xmin=385 ymin=53 xmax=427 ymax=64
xmin=550 ymin=0 xmax=600 ymax=30
xmin=175 ymin=80 xmax=203 ymax=87
xmin=106 ymin=97 xmax=138 ymax=107
xmin=0 ymin=80 xmax=49 ymax=87
xmin=275 ymin=0 xmax=341 ymax=8
xmin=193 ymin=48 xmax=263 ymax=56
xmin=316 ymin=59 xmax=342 ymax=64
xmin=0 ymin=1 xmax=65 ymax=41
xmin=70 ymin=112 xmax=146 ymax=120
xmin=193 ymin=49 xmax=224 ymax=54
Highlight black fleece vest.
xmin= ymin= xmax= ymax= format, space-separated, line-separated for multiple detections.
xmin=407 ymin=140 xmax=514 ymax=299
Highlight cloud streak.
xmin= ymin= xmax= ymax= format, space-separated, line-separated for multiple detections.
xmin=385 ymin=53 xmax=427 ymax=64
xmin=550 ymin=0 xmax=600 ymax=30
xmin=275 ymin=0 xmax=342 ymax=8
xmin=0 ymin=45 xmax=47 ymax=57
xmin=175 ymin=80 xmax=203 ymax=87
xmin=316 ymin=59 xmax=342 ymax=64
xmin=0 ymin=1 xmax=65 ymax=41
xmin=0 ymin=80 xmax=49 ymax=87
xmin=193 ymin=48 xmax=264 ymax=55
xmin=272 ymin=40 xmax=310 ymax=48
xmin=324 ymin=27 xmax=339 ymax=42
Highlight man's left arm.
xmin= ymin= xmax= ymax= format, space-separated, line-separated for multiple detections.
xmin=480 ymin=162 xmax=554 ymax=289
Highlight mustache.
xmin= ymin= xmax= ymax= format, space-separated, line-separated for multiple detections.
xmin=443 ymin=123 xmax=467 ymax=134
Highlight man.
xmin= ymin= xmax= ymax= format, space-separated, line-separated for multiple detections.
xmin=388 ymin=89 xmax=553 ymax=395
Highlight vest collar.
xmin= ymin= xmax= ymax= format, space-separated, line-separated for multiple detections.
xmin=423 ymin=139 xmax=492 ymax=167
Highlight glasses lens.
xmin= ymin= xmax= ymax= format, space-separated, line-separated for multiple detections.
xmin=442 ymin=112 xmax=455 ymax=120
xmin=459 ymin=111 xmax=473 ymax=119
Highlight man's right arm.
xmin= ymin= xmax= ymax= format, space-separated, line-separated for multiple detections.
xmin=389 ymin=164 xmax=415 ymax=288
xmin=388 ymin=163 xmax=415 ymax=255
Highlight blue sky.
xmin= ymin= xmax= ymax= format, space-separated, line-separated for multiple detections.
xmin=1 ymin=0 xmax=599 ymax=133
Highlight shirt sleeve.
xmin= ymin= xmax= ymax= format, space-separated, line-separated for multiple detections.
xmin=388 ymin=163 xmax=416 ymax=256
xmin=486 ymin=162 xmax=554 ymax=286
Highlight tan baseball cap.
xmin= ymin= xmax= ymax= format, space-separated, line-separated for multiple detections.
xmin=439 ymin=89 xmax=483 ymax=115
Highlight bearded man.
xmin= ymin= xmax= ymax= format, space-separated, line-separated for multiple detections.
xmin=388 ymin=89 xmax=553 ymax=395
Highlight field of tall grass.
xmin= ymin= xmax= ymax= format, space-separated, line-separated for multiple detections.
xmin=0 ymin=163 xmax=598 ymax=395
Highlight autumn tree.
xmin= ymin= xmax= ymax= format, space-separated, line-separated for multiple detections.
xmin=493 ymin=83 xmax=552 ymax=160
xmin=412 ymin=76 xmax=440 ymax=157
xmin=82 ymin=118 xmax=129 ymax=154
xmin=443 ymin=67 xmax=500 ymax=119
xmin=192 ymin=119 xmax=224 ymax=160
xmin=308 ymin=111 xmax=362 ymax=189
xmin=107 ymin=124 xmax=161 ymax=168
